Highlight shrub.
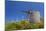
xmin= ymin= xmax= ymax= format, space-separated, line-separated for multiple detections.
xmin=5 ymin=20 xmax=44 ymax=31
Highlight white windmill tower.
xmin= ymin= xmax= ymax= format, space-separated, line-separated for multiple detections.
xmin=32 ymin=11 xmax=40 ymax=23
xmin=26 ymin=10 xmax=40 ymax=23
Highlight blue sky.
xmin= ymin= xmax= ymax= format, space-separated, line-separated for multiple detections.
xmin=5 ymin=1 xmax=44 ymax=21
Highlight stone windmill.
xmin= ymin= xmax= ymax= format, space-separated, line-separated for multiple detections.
xmin=22 ymin=10 xmax=40 ymax=23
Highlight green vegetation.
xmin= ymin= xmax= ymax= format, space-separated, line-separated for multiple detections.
xmin=5 ymin=20 xmax=44 ymax=31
